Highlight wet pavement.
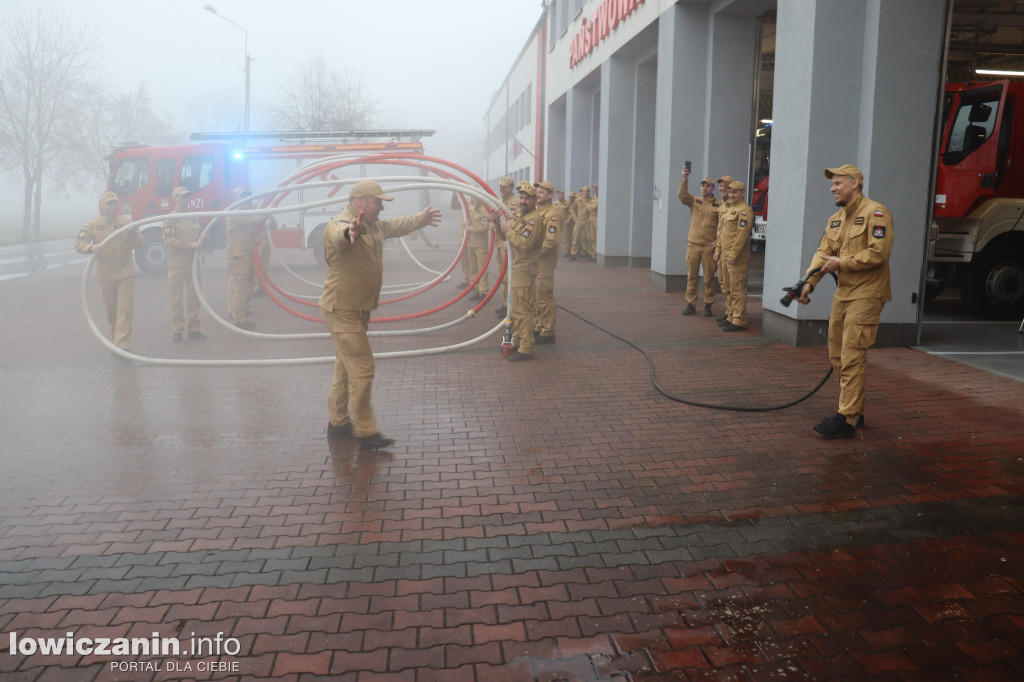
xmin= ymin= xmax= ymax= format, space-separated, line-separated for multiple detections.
xmin=2 ymin=240 xmax=1024 ymax=681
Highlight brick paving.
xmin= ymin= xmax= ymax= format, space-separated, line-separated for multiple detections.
xmin=2 ymin=244 xmax=1024 ymax=680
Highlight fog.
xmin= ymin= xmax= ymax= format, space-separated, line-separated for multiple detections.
xmin=0 ymin=0 xmax=542 ymax=244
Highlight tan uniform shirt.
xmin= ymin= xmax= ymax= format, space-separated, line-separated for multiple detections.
xmin=506 ymin=206 xmax=545 ymax=276
xmin=226 ymin=215 xmax=257 ymax=261
xmin=318 ymin=203 xmax=431 ymax=313
xmin=552 ymin=200 xmax=571 ymax=227
xmin=677 ymin=179 xmax=721 ymax=245
xmin=465 ymin=201 xmax=491 ymax=247
xmin=716 ymin=201 xmax=754 ymax=263
xmin=162 ymin=210 xmax=202 ymax=271
xmin=806 ymin=193 xmax=894 ymax=302
xmin=575 ymin=197 xmax=596 ymax=228
xmin=75 ymin=215 xmax=143 ymax=281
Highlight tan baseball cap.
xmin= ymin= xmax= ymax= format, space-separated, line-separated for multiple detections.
xmin=729 ymin=180 xmax=746 ymax=191
xmin=499 ymin=177 xmax=514 ymax=187
xmin=349 ymin=180 xmax=394 ymax=201
xmin=717 ymin=175 xmax=734 ymax=184
xmin=700 ymin=177 xmax=714 ymax=186
xmin=824 ymin=164 xmax=864 ymax=184
xmin=534 ymin=181 xmax=555 ymax=193
xmin=100 ymin=191 xmax=119 ymax=203
xmin=172 ymin=186 xmax=191 ymax=197
xmin=516 ymin=181 xmax=537 ymax=196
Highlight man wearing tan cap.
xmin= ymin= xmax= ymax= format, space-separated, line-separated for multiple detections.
xmin=225 ymin=188 xmax=263 ymax=330
xmin=714 ymin=180 xmax=754 ymax=332
xmin=493 ymin=177 xmax=519 ymax=317
xmin=552 ymin=189 xmax=573 ymax=258
xmin=497 ymin=181 xmax=545 ymax=360
xmin=678 ymin=168 xmax=721 ymax=317
xmin=321 ymin=180 xmax=442 ymax=448
xmin=797 ymin=164 xmax=894 ymax=439
xmin=162 ymin=187 xmax=207 ymax=342
xmin=75 ymin=191 xmax=145 ymax=352
xmin=571 ymin=185 xmax=595 ymax=261
xmin=713 ymin=176 xmax=735 ymax=324
xmin=533 ymin=181 xmax=560 ymax=344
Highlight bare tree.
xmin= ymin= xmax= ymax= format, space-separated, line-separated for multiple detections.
xmin=264 ymin=51 xmax=376 ymax=132
xmin=70 ymin=82 xmax=177 ymax=191
xmin=0 ymin=8 xmax=98 ymax=242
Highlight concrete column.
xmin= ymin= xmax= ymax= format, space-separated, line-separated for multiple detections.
xmin=704 ymin=13 xmax=757 ymax=190
xmin=763 ymin=0 xmax=944 ymax=347
xmin=598 ymin=57 xmax=635 ymax=265
xmin=628 ymin=58 xmax=657 ymax=269
xmin=651 ymin=3 xmax=710 ymax=292
xmin=547 ymin=100 xmax=567 ymax=188
xmin=566 ymin=84 xmax=595 ymax=196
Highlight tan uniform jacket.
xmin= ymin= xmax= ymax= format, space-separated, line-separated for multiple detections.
xmin=677 ymin=179 xmax=720 ymax=245
xmin=538 ymin=205 xmax=561 ymax=255
xmin=465 ymin=202 xmax=491 ymax=247
xmin=75 ymin=215 xmax=142 ymax=281
xmin=226 ymin=215 xmax=257 ymax=260
xmin=495 ymin=195 xmax=520 ymax=243
xmin=716 ymin=201 xmax=753 ymax=262
xmin=506 ymin=207 xmax=545 ymax=271
xmin=806 ymin=193 xmax=894 ymax=302
xmin=319 ymin=203 xmax=430 ymax=313
xmin=575 ymin=197 xmax=596 ymax=227
xmin=162 ymin=210 xmax=202 ymax=271
xmin=552 ymin=200 xmax=571 ymax=227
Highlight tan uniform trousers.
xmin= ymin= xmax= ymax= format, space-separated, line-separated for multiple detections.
xmin=561 ymin=221 xmax=574 ymax=256
xmin=510 ymin=263 xmax=538 ymax=355
xmin=586 ymin=220 xmax=597 ymax=258
xmin=722 ymin=257 xmax=749 ymax=327
xmin=571 ymin=220 xmax=590 ymax=257
xmin=533 ymin=251 xmax=557 ymax=336
xmin=828 ymin=298 xmax=883 ymax=425
xmin=325 ymin=309 xmax=379 ymax=438
xmin=465 ymin=240 xmax=490 ymax=295
xmin=168 ymin=267 xmax=201 ymax=334
xmin=460 ymin=236 xmax=473 ymax=286
xmin=685 ymin=243 xmax=716 ymax=306
xmin=495 ymin=242 xmax=510 ymax=303
xmin=718 ymin=260 xmax=733 ymax=319
xmin=228 ymin=256 xmax=254 ymax=323
xmin=100 ymin=277 xmax=135 ymax=350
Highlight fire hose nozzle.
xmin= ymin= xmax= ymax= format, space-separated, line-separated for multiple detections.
xmin=780 ymin=279 xmax=808 ymax=307
xmin=501 ymin=321 xmax=514 ymax=356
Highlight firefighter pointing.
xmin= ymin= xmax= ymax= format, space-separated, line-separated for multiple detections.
xmin=797 ymin=164 xmax=894 ymax=439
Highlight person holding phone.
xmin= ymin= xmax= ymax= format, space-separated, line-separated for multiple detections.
xmin=677 ymin=164 xmax=721 ymax=317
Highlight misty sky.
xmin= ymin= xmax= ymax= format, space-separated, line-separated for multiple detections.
xmin=0 ymin=0 xmax=544 ymax=241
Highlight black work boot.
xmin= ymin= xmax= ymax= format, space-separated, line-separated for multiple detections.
xmin=326 ymin=422 xmax=353 ymax=439
xmin=813 ymin=413 xmax=856 ymax=439
xmin=356 ymin=433 xmax=394 ymax=449
xmin=681 ymin=303 xmax=696 ymax=316
xmin=704 ymin=304 xmax=713 ymax=317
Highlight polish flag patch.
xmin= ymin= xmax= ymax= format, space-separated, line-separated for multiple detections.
xmin=873 ymin=210 xmax=884 ymax=217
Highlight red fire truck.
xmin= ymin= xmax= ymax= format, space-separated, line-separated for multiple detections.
xmin=928 ymin=80 xmax=1024 ymax=318
xmin=106 ymin=130 xmax=434 ymax=274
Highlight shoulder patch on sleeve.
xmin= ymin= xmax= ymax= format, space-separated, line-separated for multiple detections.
xmin=163 ymin=225 xmax=173 ymax=237
xmin=872 ymin=225 xmax=886 ymax=239
xmin=77 ymin=227 xmax=89 ymax=240
xmin=522 ymin=228 xmax=532 ymax=238
xmin=739 ymin=220 xmax=748 ymax=227
xmin=873 ymin=210 xmax=885 ymax=217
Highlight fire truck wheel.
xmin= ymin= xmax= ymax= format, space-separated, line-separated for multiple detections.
xmin=960 ymin=250 xmax=1024 ymax=319
xmin=136 ymin=231 xmax=168 ymax=276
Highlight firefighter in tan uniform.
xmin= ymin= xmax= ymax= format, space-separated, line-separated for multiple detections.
xmin=713 ymin=175 xmax=734 ymax=324
xmin=798 ymin=164 xmax=894 ymax=439
xmin=497 ymin=182 xmax=545 ymax=361
xmin=226 ymin=188 xmax=260 ymax=329
xmin=552 ymin=190 xmax=572 ymax=259
xmin=570 ymin=185 xmax=595 ymax=261
xmin=75 ymin=192 xmax=144 ymax=351
xmin=587 ymin=184 xmax=599 ymax=259
xmin=450 ymin=193 xmax=474 ymax=291
xmin=678 ymin=170 xmax=721 ymax=317
xmin=563 ymin=192 xmax=577 ymax=256
xmin=714 ymin=181 xmax=753 ymax=331
xmin=533 ymin=181 xmax=560 ymax=343
xmin=454 ymin=194 xmax=492 ymax=300
xmin=162 ymin=186 xmax=207 ymax=341
xmin=320 ymin=181 xmax=441 ymax=448
xmin=254 ymin=220 xmax=273 ymax=297
xmin=493 ymin=177 xmax=519 ymax=318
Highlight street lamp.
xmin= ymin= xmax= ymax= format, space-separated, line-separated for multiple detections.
xmin=204 ymin=3 xmax=251 ymax=134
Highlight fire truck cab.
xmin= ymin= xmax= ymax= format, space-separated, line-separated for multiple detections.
xmin=929 ymin=80 xmax=1024 ymax=318
xmin=106 ymin=131 xmax=433 ymax=274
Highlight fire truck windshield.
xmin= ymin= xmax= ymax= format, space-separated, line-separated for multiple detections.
xmin=112 ymin=159 xmax=149 ymax=197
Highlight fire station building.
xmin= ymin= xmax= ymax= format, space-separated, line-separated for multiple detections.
xmin=484 ymin=0 xmax=951 ymax=348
